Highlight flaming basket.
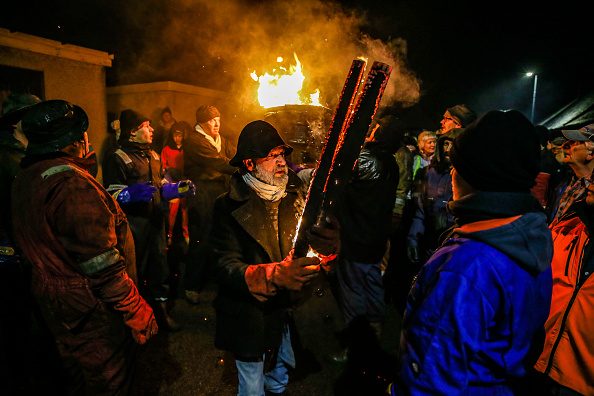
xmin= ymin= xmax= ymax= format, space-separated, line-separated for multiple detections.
xmin=263 ymin=104 xmax=332 ymax=167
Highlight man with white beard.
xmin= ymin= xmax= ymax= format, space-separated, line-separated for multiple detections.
xmin=210 ymin=120 xmax=341 ymax=396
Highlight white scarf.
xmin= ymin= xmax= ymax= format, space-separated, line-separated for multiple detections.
xmin=242 ymin=173 xmax=287 ymax=202
xmin=195 ymin=124 xmax=221 ymax=152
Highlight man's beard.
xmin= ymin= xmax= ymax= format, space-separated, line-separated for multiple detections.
xmin=253 ymin=163 xmax=289 ymax=187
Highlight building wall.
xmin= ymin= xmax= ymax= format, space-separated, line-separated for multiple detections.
xmin=106 ymin=81 xmax=246 ymax=148
xmin=0 ymin=28 xmax=112 ymax=182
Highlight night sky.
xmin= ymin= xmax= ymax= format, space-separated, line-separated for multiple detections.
xmin=1 ymin=0 xmax=592 ymax=129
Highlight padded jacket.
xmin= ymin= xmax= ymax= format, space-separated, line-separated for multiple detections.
xmin=534 ymin=201 xmax=594 ymax=396
xmin=391 ymin=211 xmax=553 ymax=395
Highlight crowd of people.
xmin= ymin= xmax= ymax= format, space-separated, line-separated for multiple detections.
xmin=1 ymin=93 xmax=594 ymax=396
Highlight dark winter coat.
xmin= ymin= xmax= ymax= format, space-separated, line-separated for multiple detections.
xmin=211 ymin=170 xmax=303 ymax=357
xmin=337 ymin=141 xmax=399 ymax=263
xmin=183 ymin=129 xmax=236 ymax=186
xmin=183 ymin=129 xmax=237 ymax=226
xmin=103 ymin=142 xmax=165 ymax=220
xmin=102 ymin=142 xmax=170 ymax=299
xmin=211 ymin=170 xmax=343 ymax=360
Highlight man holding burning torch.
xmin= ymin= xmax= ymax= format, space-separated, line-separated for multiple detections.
xmin=210 ymin=120 xmax=340 ymax=396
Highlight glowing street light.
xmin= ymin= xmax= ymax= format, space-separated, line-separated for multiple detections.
xmin=526 ymin=72 xmax=538 ymax=123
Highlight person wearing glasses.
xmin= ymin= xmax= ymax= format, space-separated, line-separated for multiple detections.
xmin=438 ymin=104 xmax=477 ymax=136
xmin=210 ymin=120 xmax=341 ymax=396
xmin=548 ymin=124 xmax=594 ymax=221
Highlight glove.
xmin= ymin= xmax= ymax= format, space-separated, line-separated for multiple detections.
xmin=114 ymin=182 xmax=157 ymax=205
xmin=162 ymin=180 xmax=196 ymax=201
xmin=407 ymin=246 xmax=419 ymax=264
xmin=308 ymin=215 xmax=340 ymax=257
xmin=0 ymin=241 xmax=19 ymax=266
xmin=309 ymin=215 xmax=340 ymax=272
xmin=271 ymin=250 xmax=321 ymax=291
xmin=132 ymin=310 xmax=158 ymax=345
xmin=92 ymin=270 xmax=159 ymax=344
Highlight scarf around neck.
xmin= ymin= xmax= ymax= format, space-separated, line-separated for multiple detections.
xmin=195 ymin=124 xmax=221 ymax=152
xmin=242 ymin=172 xmax=287 ymax=202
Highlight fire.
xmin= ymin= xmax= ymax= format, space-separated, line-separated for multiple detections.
xmin=251 ymin=53 xmax=322 ymax=108
xmin=307 ymin=247 xmax=320 ymax=259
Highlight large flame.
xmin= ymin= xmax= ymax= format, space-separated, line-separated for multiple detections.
xmin=251 ymin=53 xmax=322 ymax=108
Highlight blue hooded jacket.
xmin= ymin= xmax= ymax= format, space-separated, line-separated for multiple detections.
xmin=391 ymin=192 xmax=553 ymax=395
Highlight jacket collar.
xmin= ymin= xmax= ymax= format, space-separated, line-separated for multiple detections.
xmin=21 ymin=151 xmax=95 ymax=170
xmin=228 ymin=169 xmax=304 ymax=262
xmin=228 ymin=169 xmax=303 ymax=202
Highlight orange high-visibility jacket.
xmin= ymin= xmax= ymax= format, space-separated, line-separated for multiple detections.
xmin=535 ymin=206 xmax=594 ymax=396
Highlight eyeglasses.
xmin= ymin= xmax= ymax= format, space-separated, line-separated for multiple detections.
xmin=562 ymin=140 xmax=584 ymax=150
xmin=442 ymin=116 xmax=460 ymax=125
xmin=263 ymin=151 xmax=285 ymax=162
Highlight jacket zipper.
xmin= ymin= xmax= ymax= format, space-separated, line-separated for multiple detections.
xmin=545 ymin=283 xmax=582 ymax=375
xmin=565 ymin=235 xmax=579 ymax=277
xmin=546 ymin=237 xmax=588 ymax=375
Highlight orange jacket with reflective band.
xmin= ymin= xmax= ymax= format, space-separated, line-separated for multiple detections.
xmin=534 ymin=211 xmax=594 ymax=396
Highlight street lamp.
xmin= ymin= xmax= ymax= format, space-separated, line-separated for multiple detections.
xmin=526 ymin=72 xmax=538 ymax=123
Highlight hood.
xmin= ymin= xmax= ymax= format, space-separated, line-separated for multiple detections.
xmin=431 ymin=127 xmax=463 ymax=172
xmin=450 ymin=211 xmax=552 ymax=276
xmin=446 ymin=191 xmax=552 ymax=276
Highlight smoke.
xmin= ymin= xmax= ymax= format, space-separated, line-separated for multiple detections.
xmin=113 ymin=0 xmax=419 ymax=113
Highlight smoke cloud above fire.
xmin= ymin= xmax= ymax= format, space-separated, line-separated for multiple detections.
xmin=113 ymin=0 xmax=420 ymax=113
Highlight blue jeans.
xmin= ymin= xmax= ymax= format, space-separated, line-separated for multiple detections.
xmin=235 ymin=325 xmax=295 ymax=396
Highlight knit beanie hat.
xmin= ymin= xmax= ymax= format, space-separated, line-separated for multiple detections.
xmin=119 ymin=109 xmax=150 ymax=142
xmin=449 ymin=110 xmax=540 ymax=192
xmin=195 ymin=105 xmax=220 ymax=124
xmin=447 ymin=104 xmax=477 ymax=127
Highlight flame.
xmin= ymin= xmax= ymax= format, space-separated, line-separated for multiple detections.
xmin=251 ymin=53 xmax=322 ymax=108
xmin=307 ymin=247 xmax=320 ymax=259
